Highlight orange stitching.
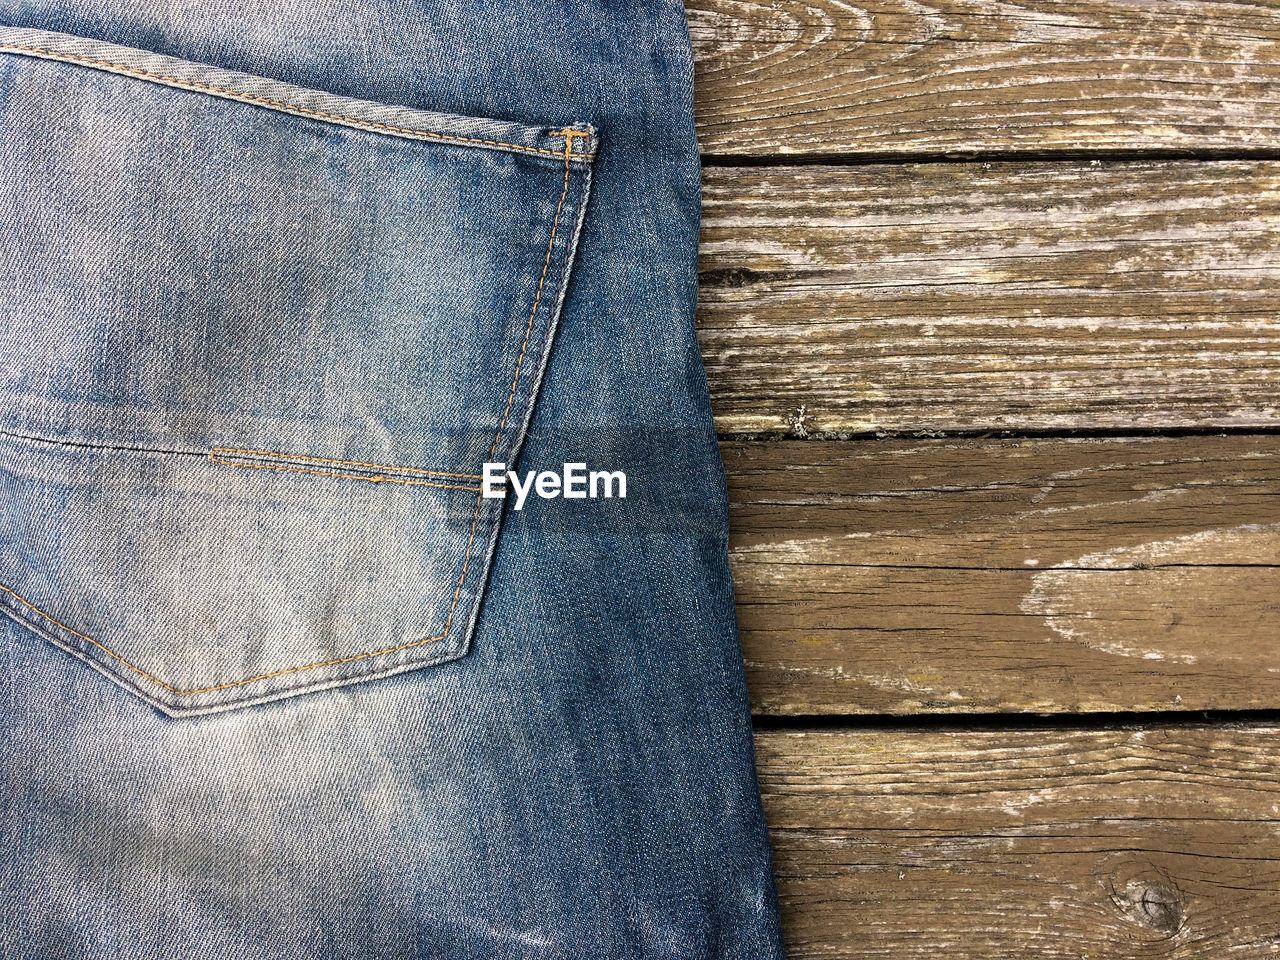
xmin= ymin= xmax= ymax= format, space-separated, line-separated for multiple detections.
xmin=209 ymin=457 xmax=482 ymax=491
xmin=211 ymin=447 xmax=483 ymax=479
xmin=554 ymin=128 xmax=593 ymax=157
xmin=209 ymin=447 xmax=483 ymax=486
xmin=432 ymin=131 xmax=577 ymax=655
xmin=0 ymin=42 xmax=595 ymax=160
xmin=1 ymin=581 xmax=450 ymax=695
xmin=0 ymin=131 xmax=584 ymax=701
xmin=485 ymin=131 xmax=575 ymax=464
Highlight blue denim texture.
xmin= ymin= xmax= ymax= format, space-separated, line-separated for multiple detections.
xmin=0 ymin=2 xmax=786 ymax=957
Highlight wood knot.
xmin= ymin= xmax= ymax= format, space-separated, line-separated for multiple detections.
xmin=1118 ymin=879 xmax=1184 ymax=934
xmin=1096 ymin=854 xmax=1186 ymax=938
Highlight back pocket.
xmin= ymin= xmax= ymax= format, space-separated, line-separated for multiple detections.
xmin=0 ymin=26 xmax=596 ymax=715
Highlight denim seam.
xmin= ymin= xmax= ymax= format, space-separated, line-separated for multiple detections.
xmin=0 ymin=430 xmax=483 ymax=487
xmin=0 ymin=40 xmax=596 ymax=160
xmin=0 ymin=582 xmax=456 ymax=695
xmin=0 ymin=132 xmax=588 ymax=701
xmin=433 ymin=131 xmax=586 ymax=658
xmin=208 ymin=447 xmax=484 ymax=490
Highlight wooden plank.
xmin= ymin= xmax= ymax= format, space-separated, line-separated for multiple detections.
xmin=757 ymin=725 xmax=1280 ymax=958
xmin=688 ymin=0 xmax=1280 ymax=158
xmin=699 ymin=161 xmax=1280 ymax=435
xmin=725 ymin=436 xmax=1280 ymax=715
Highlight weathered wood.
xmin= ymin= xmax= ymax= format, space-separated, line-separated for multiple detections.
xmin=699 ymin=161 xmax=1280 ymax=435
xmin=757 ymin=725 xmax=1280 ymax=958
xmin=725 ymin=436 xmax=1280 ymax=715
xmin=688 ymin=0 xmax=1280 ymax=158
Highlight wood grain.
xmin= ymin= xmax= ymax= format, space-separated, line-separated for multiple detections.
xmin=699 ymin=160 xmax=1280 ymax=435
xmin=725 ymin=436 xmax=1280 ymax=715
xmin=687 ymin=0 xmax=1280 ymax=157
xmin=690 ymin=4 xmax=1280 ymax=952
xmin=757 ymin=724 xmax=1280 ymax=958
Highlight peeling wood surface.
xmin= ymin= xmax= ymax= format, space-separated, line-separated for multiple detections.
xmin=692 ymin=3 xmax=1280 ymax=951
xmin=699 ymin=161 xmax=1280 ymax=436
xmin=756 ymin=725 xmax=1280 ymax=958
xmin=687 ymin=0 xmax=1280 ymax=158
xmin=724 ymin=436 xmax=1280 ymax=715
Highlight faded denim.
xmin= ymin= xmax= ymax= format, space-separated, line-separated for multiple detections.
xmin=0 ymin=2 xmax=785 ymax=958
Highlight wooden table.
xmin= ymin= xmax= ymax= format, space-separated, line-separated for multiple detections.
xmin=689 ymin=1 xmax=1280 ymax=954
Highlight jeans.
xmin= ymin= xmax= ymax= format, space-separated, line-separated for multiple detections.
xmin=0 ymin=2 xmax=785 ymax=957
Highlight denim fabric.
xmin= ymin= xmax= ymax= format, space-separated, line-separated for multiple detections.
xmin=0 ymin=3 xmax=785 ymax=958
xmin=0 ymin=26 xmax=598 ymax=714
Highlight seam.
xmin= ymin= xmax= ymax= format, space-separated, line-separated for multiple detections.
xmin=0 ymin=430 xmax=481 ymax=483
xmin=208 ymin=458 xmax=482 ymax=490
xmin=0 ymin=426 xmax=209 ymax=459
xmin=0 ymin=42 xmax=595 ymax=160
xmin=0 ymin=583 xmax=451 ymax=696
xmin=211 ymin=447 xmax=483 ymax=479
xmin=434 ymin=130 xmax=579 ymax=655
xmin=0 ymin=131 xmax=585 ymax=702
xmin=209 ymin=447 xmax=483 ymax=490
xmin=487 ymin=133 xmax=582 ymax=463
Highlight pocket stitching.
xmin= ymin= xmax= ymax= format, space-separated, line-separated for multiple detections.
xmin=430 ymin=131 xmax=586 ymax=661
xmin=209 ymin=447 xmax=484 ymax=490
xmin=0 ymin=132 xmax=589 ymax=701
xmin=0 ymin=40 xmax=596 ymax=160
xmin=0 ymin=581 xmax=455 ymax=695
